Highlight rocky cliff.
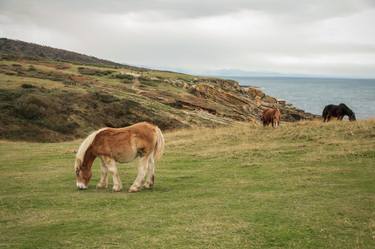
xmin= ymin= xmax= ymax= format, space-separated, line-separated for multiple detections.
xmin=0 ymin=38 xmax=318 ymax=142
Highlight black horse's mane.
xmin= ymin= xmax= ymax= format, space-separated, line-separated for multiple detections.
xmin=339 ymin=103 xmax=354 ymax=115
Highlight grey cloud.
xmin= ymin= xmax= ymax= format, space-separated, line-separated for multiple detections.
xmin=0 ymin=0 xmax=375 ymax=77
xmin=1 ymin=0 xmax=374 ymax=20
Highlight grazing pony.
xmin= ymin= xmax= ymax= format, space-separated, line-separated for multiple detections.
xmin=261 ymin=108 xmax=281 ymax=127
xmin=74 ymin=122 xmax=165 ymax=192
xmin=322 ymin=103 xmax=356 ymax=122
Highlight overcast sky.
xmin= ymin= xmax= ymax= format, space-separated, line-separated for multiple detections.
xmin=1 ymin=0 xmax=375 ymax=77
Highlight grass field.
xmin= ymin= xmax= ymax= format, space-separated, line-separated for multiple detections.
xmin=0 ymin=120 xmax=374 ymax=248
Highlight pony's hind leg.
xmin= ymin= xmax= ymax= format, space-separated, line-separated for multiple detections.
xmin=96 ymin=157 xmax=109 ymax=189
xmin=103 ymin=156 xmax=122 ymax=192
xmin=129 ymin=156 xmax=149 ymax=193
xmin=144 ymin=156 xmax=155 ymax=189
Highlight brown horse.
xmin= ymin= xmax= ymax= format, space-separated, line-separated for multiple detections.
xmin=261 ymin=108 xmax=281 ymax=127
xmin=74 ymin=122 xmax=164 ymax=192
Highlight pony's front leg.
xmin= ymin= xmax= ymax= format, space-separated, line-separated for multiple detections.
xmin=129 ymin=156 xmax=148 ymax=193
xmin=96 ymin=157 xmax=109 ymax=189
xmin=104 ymin=156 xmax=122 ymax=192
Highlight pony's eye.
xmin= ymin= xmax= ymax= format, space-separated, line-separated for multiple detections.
xmin=75 ymin=169 xmax=80 ymax=176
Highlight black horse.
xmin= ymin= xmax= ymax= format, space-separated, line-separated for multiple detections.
xmin=322 ymin=103 xmax=356 ymax=122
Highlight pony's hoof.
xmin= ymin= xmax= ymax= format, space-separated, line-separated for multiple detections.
xmin=96 ymin=183 xmax=108 ymax=189
xmin=128 ymin=186 xmax=140 ymax=193
xmin=143 ymin=182 xmax=153 ymax=189
xmin=112 ymin=185 xmax=122 ymax=192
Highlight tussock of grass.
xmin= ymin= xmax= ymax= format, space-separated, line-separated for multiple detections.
xmin=0 ymin=120 xmax=374 ymax=248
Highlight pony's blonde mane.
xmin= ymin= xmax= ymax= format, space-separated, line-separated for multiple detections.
xmin=74 ymin=128 xmax=108 ymax=170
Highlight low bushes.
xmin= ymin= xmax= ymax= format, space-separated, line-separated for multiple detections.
xmin=78 ymin=67 xmax=115 ymax=76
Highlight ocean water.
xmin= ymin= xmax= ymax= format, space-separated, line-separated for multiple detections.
xmin=226 ymin=77 xmax=375 ymax=119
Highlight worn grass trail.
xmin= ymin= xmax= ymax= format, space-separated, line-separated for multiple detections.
xmin=0 ymin=120 xmax=374 ymax=248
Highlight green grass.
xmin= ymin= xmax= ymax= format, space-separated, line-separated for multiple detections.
xmin=0 ymin=120 xmax=374 ymax=248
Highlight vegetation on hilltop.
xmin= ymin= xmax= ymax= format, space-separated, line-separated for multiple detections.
xmin=0 ymin=38 xmax=131 ymax=68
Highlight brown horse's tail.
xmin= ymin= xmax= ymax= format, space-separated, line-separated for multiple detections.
xmin=274 ymin=108 xmax=281 ymax=126
xmin=275 ymin=108 xmax=281 ymax=119
xmin=154 ymin=126 xmax=165 ymax=161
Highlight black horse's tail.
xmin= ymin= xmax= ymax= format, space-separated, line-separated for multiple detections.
xmin=322 ymin=106 xmax=328 ymax=119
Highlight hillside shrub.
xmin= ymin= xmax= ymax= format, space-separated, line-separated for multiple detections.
xmin=112 ymin=73 xmax=134 ymax=81
xmin=93 ymin=92 xmax=119 ymax=103
xmin=15 ymin=94 xmax=53 ymax=119
xmin=38 ymin=116 xmax=79 ymax=134
xmin=28 ymin=65 xmax=36 ymax=71
xmin=21 ymin=83 xmax=36 ymax=89
xmin=78 ymin=67 xmax=115 ymax=76
xmin=55 ymin=63 xmax=71 ymax=70
xmin=15 ymin=101 xmax=45 ymax=120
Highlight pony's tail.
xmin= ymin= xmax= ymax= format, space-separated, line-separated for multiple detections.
xmin=154 ymin=127 xmax=165 ymax=161
xmin=322 ymin=107 xmax=328 ymax=120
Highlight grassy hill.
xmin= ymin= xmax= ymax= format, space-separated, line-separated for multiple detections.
xmin=0 ymin=38 xmax=128 ymax=68
xmin=0 ymin=120 xmax=374 ymax=248
xmin=0 ymin=38 xmax=317 ymax=142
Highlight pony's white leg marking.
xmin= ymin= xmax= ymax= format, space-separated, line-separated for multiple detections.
xmin=144 ymin=156 xmax=155 ymax=189
xmin=129 ymin=156 xmax=148 ymax=192
xmin=104 ymin=156 xmax=122 ymax=192
xmin=96 ymin=157 xmax=109 ymax=189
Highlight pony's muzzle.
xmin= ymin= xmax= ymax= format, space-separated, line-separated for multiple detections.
xmin=76 ymin=182 xmax=87 ymax=190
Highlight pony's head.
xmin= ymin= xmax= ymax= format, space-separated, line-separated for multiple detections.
xmin=74 ymin=158 xmax=92 ymax=190
xmin=349 ymin=112 xmax=356 ymax=121
xmin=73 ymin=128 xmax=105 ymax=190
xmin=339 ymin=103 xmax=356 ymax=121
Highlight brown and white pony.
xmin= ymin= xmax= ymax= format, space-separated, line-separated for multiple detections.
xmin=74 ymin=122 xmax=164 ymax=192
xmin=261 ymin=108 xmax=281 ymax=127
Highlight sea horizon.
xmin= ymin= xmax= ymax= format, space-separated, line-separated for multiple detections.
xmin=223 ymin=76 xmax=375 ymax=119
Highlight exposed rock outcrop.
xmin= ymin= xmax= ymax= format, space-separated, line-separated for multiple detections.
xmin=0 ymin=38 xmax=319 ymax=142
